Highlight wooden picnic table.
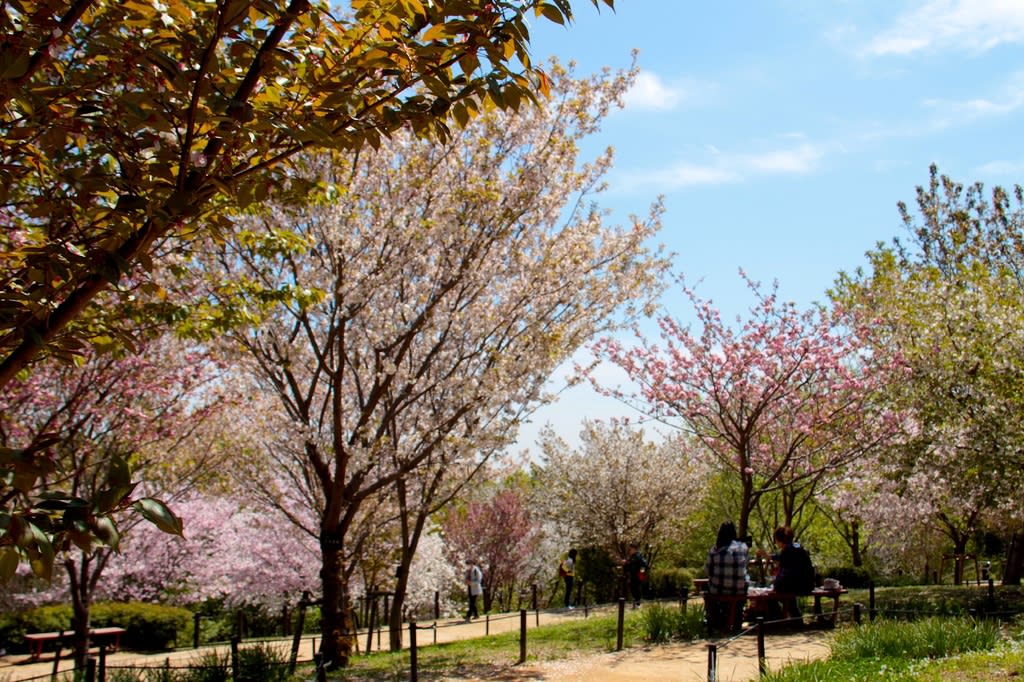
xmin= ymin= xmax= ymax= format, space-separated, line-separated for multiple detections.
xmin=745 ymin=587 xmax=848 ymax=626
xmin=23 ymin=626 xmax=127 ymax=661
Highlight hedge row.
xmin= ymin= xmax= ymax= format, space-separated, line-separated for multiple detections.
xmin=0 ymin=602 xmax=191 ymax=653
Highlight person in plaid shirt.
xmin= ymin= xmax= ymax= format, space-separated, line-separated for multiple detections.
xmin=704 ymin=521 xmax=749 ymax=630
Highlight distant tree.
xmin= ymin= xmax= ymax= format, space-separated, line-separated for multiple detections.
xmin=441 ymin=480 xmax=543 ymax=613
xmin=832 ymin=166 xmax=1024 ymax=583
xmin=595 ymin=273 xmax=895 ymax=540
xmin=101 ymin=494 xmax=319 ymax=608
xmin=536 ymin=420 xmax=706 ymax=562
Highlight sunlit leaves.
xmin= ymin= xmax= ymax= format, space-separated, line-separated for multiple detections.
xmin=1 ymin=0 xmax=604 ymax=386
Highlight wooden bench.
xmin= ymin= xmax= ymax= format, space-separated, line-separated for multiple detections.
xmin=23 ymin=626 xmax=127 ymax=661
xmin=809 ymin=587 xmax=848 ymax=626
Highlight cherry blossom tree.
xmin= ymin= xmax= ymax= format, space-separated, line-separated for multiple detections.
xmin=0 ymin=336 xmax=227 ymax=666
xmin=101 ymin=494 xmax=319 ymax=608
xmin=441 ymin=478 xmax=543 ymax=614
xmin=197 ymin=61 xmax=668 ymax=667
xmin=536 ymin=420 xmax=706 ymax=562
xmin=595 ymin=273 xmax=895 ymax=540
xmin=832 ymin=167 xmax=1024 ymax=583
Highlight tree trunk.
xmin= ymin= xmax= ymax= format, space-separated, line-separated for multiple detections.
xmin=1004 ymin=532 xmax=1024 ymax=585
xmin=388 ymin=559 xmax=411 ymax=651
xmin=738 ymin=470 xmax=754 ymax=540
xmin=66 ymin=556 xmax=93 ymax=670
xmin=319 ymin=532 xmax=355 ymax=669
xmin=850 ymin=521 xmax=863 ymax=567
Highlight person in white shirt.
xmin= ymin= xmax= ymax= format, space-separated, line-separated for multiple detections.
xmin=464 ymin=560 xmax=483 ymax=620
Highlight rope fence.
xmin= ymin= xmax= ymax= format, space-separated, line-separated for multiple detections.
xmin=7 ymin=580 xmax=1019 ymax=682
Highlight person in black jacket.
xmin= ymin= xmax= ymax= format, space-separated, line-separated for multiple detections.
xmin=761 ymin=526 xmax=814 ymax=619
xmin=622 ymin=543 xmax=648 ymax=608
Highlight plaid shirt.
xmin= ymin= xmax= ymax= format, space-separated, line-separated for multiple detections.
xmin=704 ymin=540 xmax=750 ymax=595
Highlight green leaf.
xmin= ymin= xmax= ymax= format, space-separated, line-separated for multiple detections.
xmin=108 ymin=455 xmax=132 ymax=489
xmin=134 ymin=498 xmax=183 ymax=536
xmin=92 ymin=482 xmax=137 ymax=514
xmin=537 ymin=3 xmax=566 ymax=25
xmin=0 ymin=547 xmax=19 ymax=580
xmin=30 ymin=524 xmax=55 ymax=580
xmin=94 ymin=516 xmax=121 ymax=551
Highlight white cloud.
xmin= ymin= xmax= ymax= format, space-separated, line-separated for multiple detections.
xmin=976 ymin=159 xmax=1024 ymax=176
xmin=858 ymin=70 xmax=1024 ymax=141
xmin=623 ymin=71 xmax=684 ymax=111
xmin=920 ymin=70 xmax=1024 ymax=128
xmin=862 ymin=0 xmax=1024 ymax=57
xmin=616 ymin=142 xmax=826 ymax=191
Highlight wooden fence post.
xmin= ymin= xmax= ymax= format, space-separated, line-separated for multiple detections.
xmin=706 ymin=643 xmax=717 ymax=682
xmin=519 ymin=610 xmax=527 ymax=664
xmin=616 ymin=598 xmax=625 ymax=651
xmin=408 ymin=619 xmax=418 ymax=682
xmin=230 ymin=635 xmax=240 ymax=682
xmin=757 ymin=617 xmax=766 ymax=677
xmin=869 ymin=583 xmax=876 ymax=621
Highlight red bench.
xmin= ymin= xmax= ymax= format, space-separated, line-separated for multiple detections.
xmin=23 ymin=626 xmax=126 ymax=661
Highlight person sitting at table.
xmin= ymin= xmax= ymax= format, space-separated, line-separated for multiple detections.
xmin=704 ymin=520 xmax=749 ymax=631
xmin=758 ymin=525 xmax=815 ymax=620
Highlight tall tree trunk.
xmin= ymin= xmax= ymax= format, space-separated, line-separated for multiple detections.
xmin=388 ymin=558 xmax=411 ymax=651
xmin=849 ymin=521 xmax=863 ymax=567
xmin=66 ymin=556 xmax=92 ymax=670
xmin=738 ymin=471 xmax=754 ymax=540
xmin=1004 ymin=531 xmax=1024 ymax=585
xmin=319 ymin=532 xmax=355 ymax=669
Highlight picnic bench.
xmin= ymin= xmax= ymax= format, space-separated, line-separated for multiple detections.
xmin=745 ymin=587 xmax=848 ymax=627
xmin=23 ymin=626 xmax=127 ymax=661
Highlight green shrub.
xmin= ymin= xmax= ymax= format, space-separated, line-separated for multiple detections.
xmin=179 ymin=650 xmax=230 ymax=682
xmin=189 ymin=602 xmax=316 ymax=646
xmin=0 ymin=603 xmax=73 ymax=652
xmin=575 ymin=546 xmax=622 ymax=605
xmin=236 ymin=641 xmax=290 ymax=682
xmin=646 ymin=567 xmax=693 ymax=599
xmin=637 ymin=602 xmax=705 ymax=643
xmin=0 ymin=602 xmax=190 ymax=654
xmin=92 ymin=602 xmax=192 ymax=650
xmin=822 ymin=566 xmax=872 ymax=589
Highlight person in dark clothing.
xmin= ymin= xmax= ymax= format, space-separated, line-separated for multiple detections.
xmin=760 ymin=526 xmax=814 ymax=620
xmin=622 ymin=543 xmax=648 ymax=608
xmin=560 ymin=548 xmax=578 ymax=608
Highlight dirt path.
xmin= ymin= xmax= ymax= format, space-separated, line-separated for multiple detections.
xmin=0 ymin=608 xmax=833 ymax=682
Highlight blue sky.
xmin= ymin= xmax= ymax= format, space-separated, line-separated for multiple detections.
xmin=510 ymin=0 xmax=1024 ymax=456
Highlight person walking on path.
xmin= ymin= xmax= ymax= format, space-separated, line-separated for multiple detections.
xmin=465 ymin=560 xmax=484 ymax=621
xmin=622 ymin=543 xmax=648 ymax=608
xmin=560 ymin=549 xmax=578 ymax=608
